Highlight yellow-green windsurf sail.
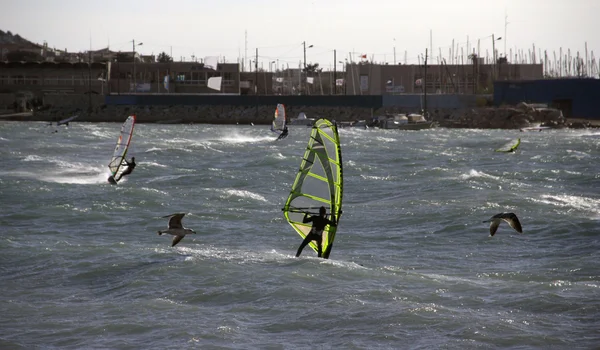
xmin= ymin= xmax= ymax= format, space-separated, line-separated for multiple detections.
xmin=495 ymin=138 xmax=520 ymax=152
xmin=283 ymin=118 xmax=343 ymax=259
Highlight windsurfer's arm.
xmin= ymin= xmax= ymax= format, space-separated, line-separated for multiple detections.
xmin=302 ymin=213 xmax=312 ymax=223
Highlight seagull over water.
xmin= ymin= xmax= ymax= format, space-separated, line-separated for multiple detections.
xmin=158 ymin=213 xmax=196 ymax=247
xmin=483 ymin=212 xmax=523 ymax=237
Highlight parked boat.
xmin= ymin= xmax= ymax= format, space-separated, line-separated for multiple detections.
xmin=377 ymin=113 xmax=436 ymax=130
xmin=338 ymin=120 xmax=369 ymax=129
xmin=288 ymin=112 xmax=315 ymax=126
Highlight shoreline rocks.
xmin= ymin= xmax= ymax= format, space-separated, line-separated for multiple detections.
xmin=0 ymin=98 xmax=595 ymax=129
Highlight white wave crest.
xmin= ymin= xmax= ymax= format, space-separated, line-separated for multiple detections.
xmin=535 ymin=194 xmax=600 ymax=214
xmin=460 ymin=169 xmax=501 ymax=181
xmin=218 ymin=189 xmax=268 ymax=202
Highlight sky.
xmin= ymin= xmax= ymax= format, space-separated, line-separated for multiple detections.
xmin=2 ymin=0 xmax=598 ymax=72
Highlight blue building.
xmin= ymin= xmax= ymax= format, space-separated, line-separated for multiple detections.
xmin=494 ymin=79 xmax=600 ymax=120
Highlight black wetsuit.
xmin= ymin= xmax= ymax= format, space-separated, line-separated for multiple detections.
xmin=277 ymin=128 xmax=289 ymax=140
xmin=296 ymin=214 xmax=336 ymax=257
xmin=115 ymin=159 xmax=136 ymax=181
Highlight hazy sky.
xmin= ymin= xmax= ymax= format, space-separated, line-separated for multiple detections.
xmin=2 ymin=0 xmax=598 ymax=70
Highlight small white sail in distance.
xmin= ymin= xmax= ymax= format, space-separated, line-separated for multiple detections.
xmin=208 ymin=77 xmax=222 ymax=91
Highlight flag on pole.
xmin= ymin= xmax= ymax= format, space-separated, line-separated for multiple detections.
xmin=306 ymin=77 xmax=314 ymax=84
xmin=335 ymin=79 xmax=344 ymax=86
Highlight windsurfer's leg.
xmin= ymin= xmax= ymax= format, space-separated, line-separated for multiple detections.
xmin=295 ymin=236 xmax=312 ymax=257
xmin=317 ymin=239 xmax=323 ymax=258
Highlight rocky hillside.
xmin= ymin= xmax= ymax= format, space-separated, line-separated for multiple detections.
xmin=0 ymin=29 xmax=38 ymax=47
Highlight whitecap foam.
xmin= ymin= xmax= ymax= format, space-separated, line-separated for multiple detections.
xmin=534 ymin=194 xmax=600 ymax=214
xmin=270 ymin=152 xmax=286 ymax=160
xmin=566 ymin=150 xmax=590 ymax=159
xmin=360 ymin=174 xmax=393 ymax=181
xmin=41 ymin=170 xmax=111 ymax=184
xmin=143 ymin=161 xmax=168 ymax=168
xmin=460 ymin=169 xmax=501 ymax=181
xmin=375 ymin=136 xmax=396 ymax=143
xmin=217 ymin=131 xmax=274 ymax=144
xmin=23 ymin=155 xmax=44 ymax=162
xmin=89 ymin=129 xmax=113 ymax=139
xmin=140 ymin=187 xmax=169 ymax=196
xmin=217 ymin=188 xmax=268 ymax=202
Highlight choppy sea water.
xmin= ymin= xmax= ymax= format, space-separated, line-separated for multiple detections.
xmin=1 ymin=121 xmax=599 ymax=350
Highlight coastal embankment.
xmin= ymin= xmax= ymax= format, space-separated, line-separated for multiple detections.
xmin=0 ymin=93 xmax=595 ymax=128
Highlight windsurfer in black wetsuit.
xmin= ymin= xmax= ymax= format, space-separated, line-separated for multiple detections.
xmin=295 ymin=206 xmax=336 ymax=258
xmin=276 ymin=126 xmax=289 ymax=140
xmin=108 ymin=157 xmax=136 ymax=184
xmin=116 ymin=157 xmax=136 ymax=181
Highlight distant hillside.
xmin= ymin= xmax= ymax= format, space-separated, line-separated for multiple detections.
xmin=0 ymin=29 xmax=39 ymax=47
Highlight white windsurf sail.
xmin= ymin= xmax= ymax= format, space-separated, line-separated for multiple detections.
xmin=282 ymin=118 xmax=343 ymax=259
xmin=57 ymin=115 xmax=79 ymax=126
xmin=108 ymin=116 xmax=136 ymax=179
xmin=270 ymin=104 xmax=287 ymax=134
xmin=207 ymin=76 xmax=222 ymax=91
xmin=495 ymin=138 xmax=521 ymax=152
xmin=520 ymin=126 xmax=550 ymax=132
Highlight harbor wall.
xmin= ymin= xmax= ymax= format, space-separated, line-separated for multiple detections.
xmin=0 ymin=92 xmax=586 ymax=128
xmin=494 ymin=79 xmax=600 ymax=120
xmin=0 ymin=93 xmax=483 ymax=124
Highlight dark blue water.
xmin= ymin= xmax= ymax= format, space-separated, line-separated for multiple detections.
xmin=1 ymin=121 xmax=599 ymax=349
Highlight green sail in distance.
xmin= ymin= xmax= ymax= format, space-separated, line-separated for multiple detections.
xmin=495 ymin=138 xmax=521 ymax=152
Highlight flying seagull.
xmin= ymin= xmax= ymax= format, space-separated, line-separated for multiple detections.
xmin=158 ymin=213 xmax=196 ymax=247
xmin=483 ymin=212 xmax=523 ymax=237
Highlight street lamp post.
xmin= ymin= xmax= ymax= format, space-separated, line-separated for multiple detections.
xmin=132 ymin=40 xmax=143 ymax=92
xmin=492 ymin=34 xmax=502 ymax=80
xmin=302 ymin=41 xmax=313 ymax=95
xmin=339 ymin=60 xmax=347 ymax=95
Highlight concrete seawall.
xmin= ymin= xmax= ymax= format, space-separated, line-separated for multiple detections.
xmin=0 ymin=93 xmax=427 ymax=124
xmin=0 ymin=93 xmax=590 ymax=128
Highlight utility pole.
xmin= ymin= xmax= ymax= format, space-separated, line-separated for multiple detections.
xmin=492 ymin=34 xmax=502 ymax=80
xmin=302 ymin=41 xmax=313 ymax=95
xmin=131 ymin=40 xmax=143 ymax=93
xmin=303 ymin=41 xmax=307 ymax=95
xmin=504 ymin=11 xmax=508 ymax=59
xmin=133 ymin=39 xmax=136 ymax=93
xmin=255 ymin=48 xmax=258 ymax=118
xmin=333 ymin=49 xmax=336 ymax=95
xmin=423 ymin=48 xmax=428 ymax=117
xmin=88 ymin=50 xmax=92 ymax=113
xmin=393 ymin=38 xmax=396 ymax=65
xmin=492 ymin=34 xmax=496 ymax=80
